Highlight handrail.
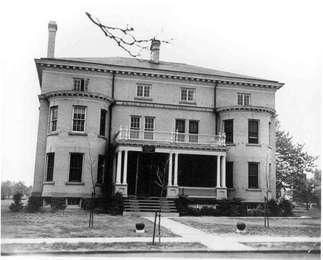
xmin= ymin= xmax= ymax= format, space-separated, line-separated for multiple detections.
xmin=115 ymin=126 xmax=226 ymax=146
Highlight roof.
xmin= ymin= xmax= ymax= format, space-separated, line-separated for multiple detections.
xmin=57 ymin=57 xmax=275 ymax=82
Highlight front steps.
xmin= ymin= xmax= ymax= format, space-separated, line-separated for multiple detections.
xmin=123 ymin=196 xmax=179 ymax=217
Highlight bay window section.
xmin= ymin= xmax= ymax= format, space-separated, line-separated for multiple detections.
xmin=248 ymin=162 xmax=259 ymax=189
xmin=49 ymin=106 xmax=58 ymax=132
xmin=224 ymin=119 xmax=233 ymax=144
xmin=72 ymin=106 xmax=86 ymax=132
xmin=46 ymin=153 xmax=55 ymax=182
xmin=248 ymin=119 xmax=259 ymax=144
xmin=69 ymin=153 xmax=83 ymax=182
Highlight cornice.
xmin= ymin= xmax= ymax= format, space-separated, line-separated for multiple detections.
xmin=115 ymin=100 xmax=214 ymax=112
xmin=116 ymin=139 xmax=227 ymax=152
xmin=35 ymin=59 xmax=284 ymax=90
xmin=39 ymin=90 xmax=113 ymax=103
xmin=216 ymin=105 xmax=276 ymax=115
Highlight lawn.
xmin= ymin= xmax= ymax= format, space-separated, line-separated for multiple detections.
xmin=1 ymin=242 xmax=206 ymax=254
xmin=172 ymin=217 xmax=321 ymax=237
xmin=1 ymin=200 xmax=176 ymax=238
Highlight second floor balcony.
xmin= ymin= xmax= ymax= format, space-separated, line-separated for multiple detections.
xmin=114 ymin=126 xmax=226 ymax=148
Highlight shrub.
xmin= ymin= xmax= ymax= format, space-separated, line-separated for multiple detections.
xmin=107 ymin=192 xmax=124 ymax=215
xmin=236 ymin=222 xmax=246 ymax=231
xmin=25 ymin=196 xmax=42 ymax=212
xmin=216 ymin=198 xmax=243 ymax=216
xmin=87 ymin=192 xmax=124 ymax=215
xmin=278 ymin=198 xmax=293 ymax=216
xmin=9 ymin=192 xmax=24 ymax=212
xmin=82 ymin=198 xmax=96 ymax=210
xmin=136 ymin=223 xmax=145 ymax=230
xmin=50 ymin=198 xmax=66 ymax=211
xmin=267 ymin=199 xmax=280 ymax=216
xmin=175 ymin=196 xmax=243 ymax=216
xmin=247 ymin=205 xmax=264 ymax=216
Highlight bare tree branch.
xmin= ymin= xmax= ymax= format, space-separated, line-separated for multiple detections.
xmin=86 ymin=12 xmax=171 ymax=58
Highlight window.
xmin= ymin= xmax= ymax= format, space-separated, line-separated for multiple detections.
xmin=99 ymin=109 xmax=107 ymax=136
xmin=224 ymin=119 xmax=233 ymax=144
xmin=49 ymin=106 xmax=58 ymax=132
xmin=237 ymin=93 xmax=251 ymax=106
xmin=69 ymin=153 xmax=83 ymax=182
xmin=248 ymin=119 xmax=259 ymax=144
xmin=46 ymin=153 xmax=55 ymax=181
xmin=175 ymin=119 xmax=185 ymax=142
xmin=137 ymin=84 xmax=151 ymax=97
xmin=97 ymin=155 xmax=105 ymax=184
xmin=130 ymin=115 xmax=140 ymax=139
xmin=226 ymin=161 xmax=233 ymax=188
xmin=72 ymin=106 xmax=86 ymax=132
xmin=73 ymin=78 xmax=88 ymax=92
xmin=248 ymin=162 xmax=259 ymax=189
xmin=189 ymin=120 xmax=199 ymax=143
xmin=144 ymin=116 xmax=154 ymax=140
xmin=181 ymin=88 xmax=195 ymax=102
xmin=67 ymin=198 xmax=80 ymax=205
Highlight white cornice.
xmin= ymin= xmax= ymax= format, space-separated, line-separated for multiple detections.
xmin=35 ymin=58 xmax=284 ymax=90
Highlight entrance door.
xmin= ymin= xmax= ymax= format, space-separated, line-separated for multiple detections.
xmin=127 ymin=152 xmax=168 ymax=197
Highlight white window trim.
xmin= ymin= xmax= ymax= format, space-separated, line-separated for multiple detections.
xmin=238 ymin=93 xmax=251 ymax=106
xmin=136 ymin=84 xmax=151 ymax=98
xmin=49 ymin=106 xmax=58 ymax=132
xmin=71 ymin=105 xmax=87 ymax=133
xmin=144 ymin=116 xmax=155 ymax=131
xmin=180 ymin=88 xmax=196 ymax=102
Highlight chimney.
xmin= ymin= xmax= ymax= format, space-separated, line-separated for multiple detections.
xmin=150 ymin=39 xmax=161 ymax=64
xmin=47 ymin=21 xmax=57 ymax=58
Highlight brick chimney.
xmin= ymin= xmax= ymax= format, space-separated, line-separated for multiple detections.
xmin=150 ymin=39 xmax=161 ymax=64
xmin=47 ymin=21 xmax=57 ymax=58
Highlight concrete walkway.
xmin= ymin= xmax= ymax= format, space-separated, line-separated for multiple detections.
xmin=145 ymin=217 xmax=250 ymax=250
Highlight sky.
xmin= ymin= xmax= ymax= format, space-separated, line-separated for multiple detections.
xmin=0 ymin=0 xmax=322 ymax=185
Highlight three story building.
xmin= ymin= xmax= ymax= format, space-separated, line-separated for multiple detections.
xmin=32 ymin=21 xmax=283 ymax=207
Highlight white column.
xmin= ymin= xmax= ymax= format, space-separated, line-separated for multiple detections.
xmin=216 ymin=155 xmax=221 ymax=187
xmin=221 ymin=155 xmax=226 ymax=188
xmin=122 ymin=150 xmax=128 ymax=184
xmin=168 ymin=153 xmax=173 ymax=186
xmin=174 ymin=153 xmax=178 ymax=186
xmin=116 ymin=151 xmax=122 ymax=184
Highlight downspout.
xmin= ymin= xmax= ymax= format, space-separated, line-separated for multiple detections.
xmin=108 ymin=71 xmax=116 ymax=146
xmin=105 ymin=71 xmax=116 ymax=197
xmin=214 ymin=81 xmax=219 ymax=135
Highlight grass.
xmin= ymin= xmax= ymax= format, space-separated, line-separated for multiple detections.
xmin=1 ymin=242 xmax=206 ymax=254
xmin=240 ymin=242 xmax=321 ymax=251
xmin=172 ymin=217 xmax=321 ymax=237
xmin=1 ymin=200 xmax=176 ymax=238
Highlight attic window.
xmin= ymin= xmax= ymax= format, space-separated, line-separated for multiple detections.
xmin=181 ymin=88 xmax=195 ymax=102
xmin=137 ymin=84 xmax=151 ymax=98
xmin=73 ymin=78 xmax=89 ymax=92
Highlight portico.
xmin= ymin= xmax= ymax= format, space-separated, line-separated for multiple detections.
xmin=113 ymin=129 xmax=227 ymax=199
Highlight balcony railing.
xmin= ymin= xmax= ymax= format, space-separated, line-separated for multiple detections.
xmin=115 ymin=127 xmax=226 ymax=146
